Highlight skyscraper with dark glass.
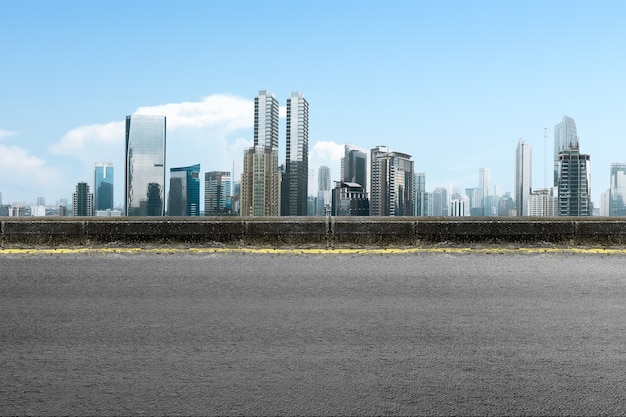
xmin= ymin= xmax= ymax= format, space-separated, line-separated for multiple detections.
xmin=167 ymin=164 xmax=200 ymax=216
xmin=281 ymin=92 xmax=309 ymax=216
xmin=94 ymin=162 xmax=114 ymax=211
xmin=125 ymin=115 xmax=166 ymax=216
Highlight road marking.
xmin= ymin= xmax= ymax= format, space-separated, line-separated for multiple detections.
xmin=1 ymin=247 xmax=626 ymax=255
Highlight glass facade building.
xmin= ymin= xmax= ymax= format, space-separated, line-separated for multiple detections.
xmin=205 ymin=171 xmax=232 ymax=215
xmin=168 ymin=164 xmax=200 ymax=216
xmin=72 ymin=181 xmax=94 ymax=216
xmin=281 ymin=92 xmax=309 ymax=216
xmin=554 ymin=116 xmax=579 ymax=187
xmin=609 ymin=162 xmax=626 ymax=216
xmin=125 ymin=115 xmax=166 ymax=216
xmin=94 ymin=162 xmax=114 ymax=211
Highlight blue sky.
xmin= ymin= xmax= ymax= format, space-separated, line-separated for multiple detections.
xmin=1 ymin=0 xmax=625 ymax=209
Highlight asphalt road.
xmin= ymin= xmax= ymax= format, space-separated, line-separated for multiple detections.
xmin=2 ymin=248 xmax=626 ymax=415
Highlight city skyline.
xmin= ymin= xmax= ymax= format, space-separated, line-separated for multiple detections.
xmin=2 ymin=1 xmax=626 ymax=208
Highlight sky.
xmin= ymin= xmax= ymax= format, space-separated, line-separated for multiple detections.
xmin=1 ymin=0 xmax=626 ymax=209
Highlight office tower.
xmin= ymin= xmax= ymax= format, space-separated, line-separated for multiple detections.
xmin=332 ymin=182 xmax=370 ymax=216
xmin=317 ymin=165 xmax=331 ymax=216
xmin=168 ymin=164 xmax=200 ymax=216
xmin=125 ymin=115 xmax=166 ymax=216
xmin=205 ymin=171 xmax=232 ymax=215
xmin=477 ymin=168 xmax=491 ymax=216
xmin=515 ymin=138 xmax=532 ymax=216
xmin=36 ymin=196 xmax=45 ymax=206
xmin=281 ymin=92 xmax=309 ymax=216
xmin=342 ymin=145 xmax=368 ymax=191
xmin=254 ymin=90 xmax=279 ymax=148
xmin=241 ymin=146 xmax=280 ymax=216
xmin=94 ymin=162 xmax=114 ymax=211
xmin=498 ymin=192 xmax=515 ymax=216
xmin=72 ymin=181 xmax=93 ymax=216
xmin=609 ymin=162 xmax=626 ymax=216
xmin=554 ymin=116 xmax=579 ymax=186
xmin=558 ymin=150 xmax=591 ymax=216
xmin=432 ymin=187 xmax=449 ymax=217
xmin=415 ymin=173 xmax=426 ymax=216
xmin=599 ymin=189 xmax=611 ymax=216
xmin=370 ymin=146 xmax=414 ymax=216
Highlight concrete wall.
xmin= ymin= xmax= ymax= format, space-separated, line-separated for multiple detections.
xmin=3 ymin=217 xmax=626 ymax=246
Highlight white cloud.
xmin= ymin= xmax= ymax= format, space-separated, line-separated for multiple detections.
xmin=50 ymin=121 xmax=124 ymax=162
xmin=0 ymin=129 xmax=18 ymax=139
xmin=310 ymin=141 xmax=344 ymax=161
xmin=0 ymin=144 xmax=65 ymax=203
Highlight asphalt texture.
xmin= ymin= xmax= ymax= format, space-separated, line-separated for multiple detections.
xmin=2 ymin=248 xmax=626 ymax=415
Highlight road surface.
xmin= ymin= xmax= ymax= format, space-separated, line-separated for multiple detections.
xmin=2 ymin=247 xmax=626 ymax=415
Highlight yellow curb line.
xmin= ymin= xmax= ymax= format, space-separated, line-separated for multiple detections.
xmin=1 ymin=247 xmax=626 ymax=255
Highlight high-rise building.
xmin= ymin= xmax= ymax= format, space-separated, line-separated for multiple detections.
xmin=316 ymin=165 xmax=331 ymax=216
xmin=94 ymin=162 xmax=114 ymax=211
xmin=342 ymin=145 xmax=368 ymax=191
xmin=241 ymin=146 xmax=280 ymax=216
xmin=205 ymin=171 xmax=232 ymax=215
xmin=432 ymin=187 xmax=449 ymax=217
xmin=415 ymin=173 xmax=426 ymax=216
xmin=241 ymin=91 xmax=280 ymax=217
xmin=554 ymin=116 xmax=579 ymax=186
xmin=281 ymin=92 xmax=309 ymax=216
xmin=36 ymin=196 xmax=45 ymax=206
xmin=609 ymin=162 xmax=626 ymax=216
xmin=477 ymin=167 xmax=491 ymax=216
xmin=515 ymin=138 xmax=532 ymax=216
xmin=370 ymin=147 xmax=414 ymax=216
xmin=449 ymin=193 xmax=470 ymax=216
xmin=72 ymin=181 xmax=93 ymax=216
xmin=254 ymin=90 xmax=279 ymax=149
xmin=125 ymin=115 xmax=166 ymax=216
xmin=168 ymin=164 xmax=200 ymax=216
xmin=558 ymin=150 xmax=591 ymax=216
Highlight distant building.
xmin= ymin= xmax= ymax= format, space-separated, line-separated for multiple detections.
xmin=554 ymin=116 xmax=579 ymax=187
xmin=9 ymin=205 xmax=26 ymax=217
xmin=414 ymin=173 xmax=426 ymax=216
xmin=498 ymin=192 xmax=515 ymax=216
xmin=431 ymin=187 xmax=449 ymax=217
xmin=332 ymin=181 xmax=369 ymax=216
xmin=476 ymin=168 xmax=491 ymax=216
xmin=125 ymin=115 xmax=166 ymax=216
xmin=609 ymin=162 xmax=626 ymax=216
xmin=168 ymin=164 xmax=200 ymax=216
xmin=370 ymin=146 xmax=414 ymax=216
xmin=449 ymin=193 xmax=470 ymax=216
xmin=36 ymin=196 xmax=45 ymax=206
xmin=558 ymin=150 xmax=591 ymax=216
xmin=72 ymin=181 xmax=94 ymax=216
xmin=515 ymin=138 xmax=532 ymax=216
xmin=94 ymin=162 xmax=114 ymax=211
xmin=528 ymin=188 xmax=558 ymax=216
xmin=281 ymin=92 xmax=309 ymax=216
xmin=241 ymin=146 xmax=280 ymax=216
xmin=316 ymin=166 xmax=331 ymax=216
xmin=205 ymin=171 xmax=232 ymax=215
xmin=30 ymin=205 xmax=46 ymax=217
xmin=95 ymin=209 xmax=122 ymax=217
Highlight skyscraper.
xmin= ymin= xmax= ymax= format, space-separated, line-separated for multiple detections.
xmin=72 ymin=181 xmax=93 ymax=216
xmin=342 ymin=145 xmax=368 ymax=191
xmin=205 ymin=171 xmax=232 ymax=215
xmin=558 ymin=150 xmax=591 ymax=216
xmin=281 ymin=92 xmax=309 ymax=216
xmin=515 ymin=138 xmax=532 ymax=216
xmin=168 ymin=164 xmax=200 ymax=216
xmin=254 ymin=90 xmax=279 ymax=148
xmin=94 ymin=162 xmax=114 ymax=211
xmin=241 ymin=146 xmax=280 ymax=216
xmin=477 ymin=167 xmax=491 ymax=216
xmin=370 ymin=147 xmax=414 ymax=216
xmin=241 ymin=91 xmax=280 ymax=217
xmin=415 ymin=172 xmax=426 ymax=216
xmin=317 ymin=165 xmax=331 ymax=216
xmin=125 ymin=115 xmax=166 ymax=216
xmin=554 ymin=116 xmax=579 ymax=186
xmin=609 ymin=162 xmax=626 ymax=216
